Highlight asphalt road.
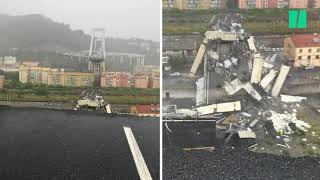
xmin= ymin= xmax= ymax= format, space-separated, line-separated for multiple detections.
xmin=0 ymin=106 xmax=159 ymax=180
xmin=163 ymin=147 xmax=320 ymax=180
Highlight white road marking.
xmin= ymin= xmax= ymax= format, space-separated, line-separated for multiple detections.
xmin=123 ymin=126 xmax=152 ymax=180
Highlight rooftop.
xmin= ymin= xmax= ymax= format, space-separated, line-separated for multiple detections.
xmin=290 ymin=34 xmax=320 ymax=48
xmin=134 ymin=104 xmax=160 ymax=114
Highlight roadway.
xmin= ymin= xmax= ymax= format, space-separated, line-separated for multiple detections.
xmin=0 ymin=106 xmax=159 ymax=180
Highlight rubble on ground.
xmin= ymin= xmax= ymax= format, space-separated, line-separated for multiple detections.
xmin=266 ymin=110 xmax=311 ymax=134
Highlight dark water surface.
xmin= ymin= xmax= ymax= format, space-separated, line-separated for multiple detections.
xmin=0 ymin=106 xmax=159 ymax=180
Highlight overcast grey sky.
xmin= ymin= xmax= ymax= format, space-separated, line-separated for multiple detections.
xmin=0 ymin=0 xmax=160 ymax=41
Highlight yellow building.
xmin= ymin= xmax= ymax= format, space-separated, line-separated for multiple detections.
xmin=150 ymin=76 xmax=160 ymax=88
xmin=134 ymin=73 xmax=149 ymax=88
xmin=19 ymin=66 xmax=95 ymax=87
xmin=284 ymin=34 xmax=320 ymax=68
xmin=47 ymin=71 xmax=95 ymax=87
xmin=19 ymin=66 xmax=51 ymax=84
xmin=163 ymin=0 xmax=215 ymax=9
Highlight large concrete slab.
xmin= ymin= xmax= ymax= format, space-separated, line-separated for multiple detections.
xmin=250 ymin=53 xmax=263 ymax=84
xmin=195 ymin=101 xmax=241 ymax=116
xmin=260 ymin=69 xmax=278 ymax=90
xmin=190 ymin=41 xmax=207 ymax=76
xmin=271 ymin=65 xmax=291 ymax=97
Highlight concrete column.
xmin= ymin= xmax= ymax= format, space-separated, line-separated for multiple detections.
xmin=271 ymin=65 xmax=291 ymax=97
xmin=250 ymin=53 xmax=263 ymax=84
xmin=190 ymin=42 xmax=207 ymax=76
xmin=260 ymin=69 xmax=278 ymax=90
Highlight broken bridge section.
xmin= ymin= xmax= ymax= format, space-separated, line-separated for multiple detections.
xmin=163 ymin=12 xmax=297 ymax=151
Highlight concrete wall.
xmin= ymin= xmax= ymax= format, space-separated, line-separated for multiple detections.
xmin=283 ymin=83 xmax=320 ymax=95
xmin=271 ymin=65 xmax=291 ymax=97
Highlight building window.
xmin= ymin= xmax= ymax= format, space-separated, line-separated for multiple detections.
xmin=316 ymin=55 xmax=319 ymax=59
xmin=317 ymin=48 xmax=320 ymax=52
xmin=298 ymin=56 xmax=302 ymax=60
xmin=299 ymin=49 xmax=303 ymax=53
xmin=307 ymin=56 xmax=311 ymax=59
xmin=308 ymin=49 xmax=312 ymax=53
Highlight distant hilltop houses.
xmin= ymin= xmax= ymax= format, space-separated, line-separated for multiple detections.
xmin=162 ymin=0 xmax=320 ymax=9
xmin=0 ymin=56 xmax=19 ymax=72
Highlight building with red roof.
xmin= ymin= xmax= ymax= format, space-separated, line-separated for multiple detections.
xmin=284 ymin=34 xmax=320 ymax=68
xmin=131 ymin=104 xmax=160 ymax=117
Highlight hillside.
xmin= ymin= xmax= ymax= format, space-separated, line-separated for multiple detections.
xmin=0 ymin=14 xmax=89 ymax=52
xmin=0 ymin=14 xmax=160 ymax=65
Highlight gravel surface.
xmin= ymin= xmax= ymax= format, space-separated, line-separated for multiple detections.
xmin=0 ymin=106 xmax=159 ymax=180
xmin=163 ymin=147 xmax=320 ymax=180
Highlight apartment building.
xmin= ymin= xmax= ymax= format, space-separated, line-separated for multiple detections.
xmin=268 ymin=0 xmax=278 ymax=8
xmin=19 ymin=66 xmax=94 ymax=87
xmin=2 ymin=56 xmax=16 ymax=65
xmin=163 ymin=0 xmax=225 ymax=9
xmin=100 ymin=72 xmax=130 ymax=88
xmin=284 ymin=34 xmax=320 ymax=68
xmin=314 ymin=0 xmax=320 ymax=8
xmin=239 ymin=0 xmax=257 ymax=8
xmin=0 ymin=56 xmax=19 ymax=72
xmin=239 ymin=0 xmax=247 ymax=8
xmin=277 ymin=0 xmax=289 ymax=8
xmin=47 ymin=71 xmax=94 ymax=87
xmin=256 ymin=0 xmax=269 ymax=8
xmin=149 ymin=76 xmax=160 ymax=88
xmin=289 ymin=0 xmax=308 ymax=8
xmin=19 ymin=66 xmax=51 ymax=84
xmin=239 ymin=0 xmax=293 ymax=8
xmin=134 ymin=73 xmax=150 ymax=88
xmin=21 ymin=60 xmax=39 ymax=67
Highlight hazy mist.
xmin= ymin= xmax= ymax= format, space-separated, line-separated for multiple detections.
xmin=0 ymin=0 xmax=160 ymax=41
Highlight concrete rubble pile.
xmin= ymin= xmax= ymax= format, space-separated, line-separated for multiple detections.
xmin=266 ymin=110 xmax=311 ymax=134
xmin=163 ymin=13 xmax=313 ymax=150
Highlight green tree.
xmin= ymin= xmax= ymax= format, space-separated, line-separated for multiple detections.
xmin=169 ymin=56 xmax=186 ymax=71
